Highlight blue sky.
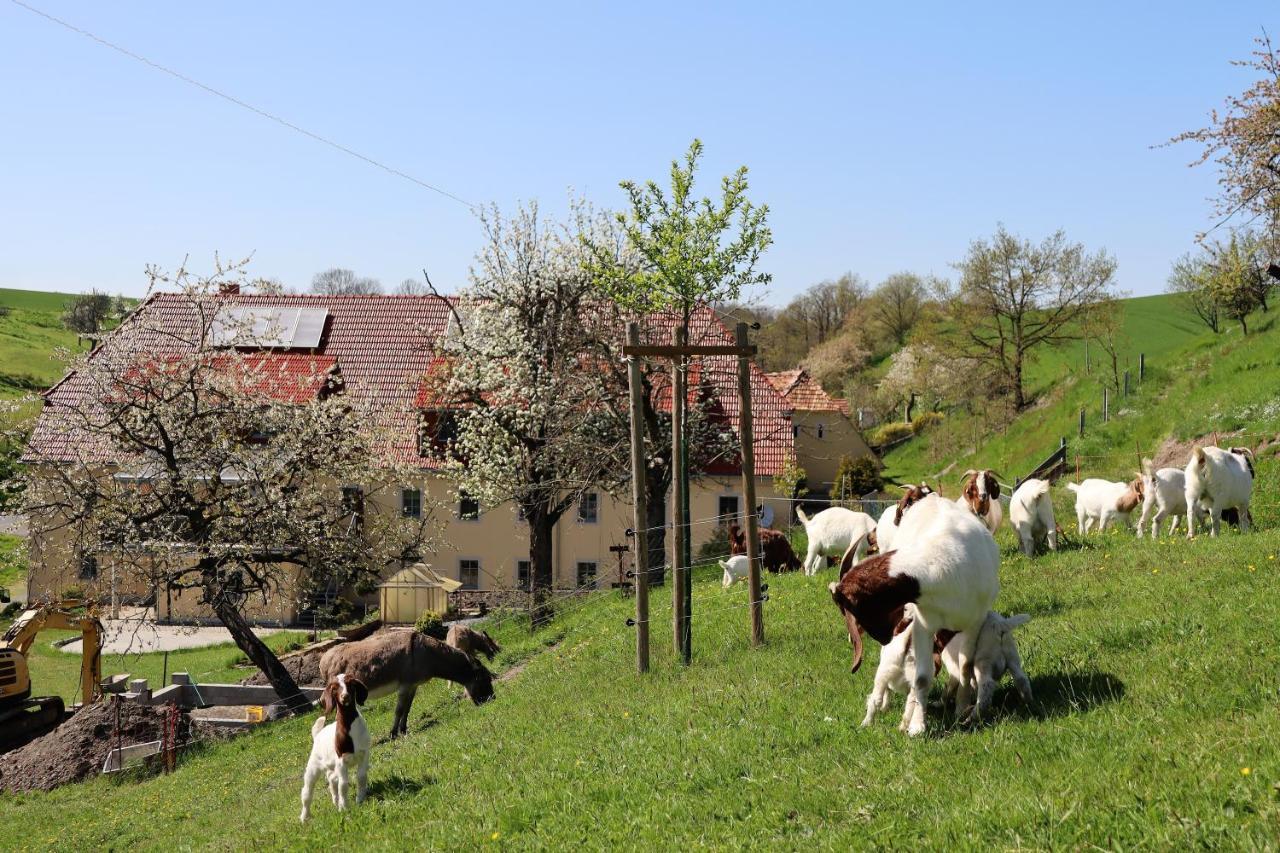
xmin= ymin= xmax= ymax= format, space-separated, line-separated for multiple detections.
xmin=0 ymin=2 xmax=1274 ymax=303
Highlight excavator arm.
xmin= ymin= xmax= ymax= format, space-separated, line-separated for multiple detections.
xmin=1 ymin=606 xmax=104 ymax=705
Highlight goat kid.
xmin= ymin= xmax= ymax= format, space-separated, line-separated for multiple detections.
xmin=300 ymin=673 xmax=371 ymax=822
xmin=1185 ymin=446 xmax=1254 ymax=537
xmin=1008 ymin=478 xmax=1057 ymax=556
xmin=955 ymin=469 xmax=1003 ymax=535
xmin=1136 ymin=458 xmax=1197 ymax=538
xmin=830 ymin=494 xmax=998 ymax=736
xmin=719 ymin=554 xmax=750 ymax=588
xmin=1066 ymin=477 xmax=1143 ymax=533
xmin=795 ymin=506 xmax=877 ymax=575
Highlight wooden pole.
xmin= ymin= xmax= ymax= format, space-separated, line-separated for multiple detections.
xmin=1124 ymin=370 xmax=1130 ymax=398
xmin=1078 ymin=407 xmax=1085 ymax=438
xmin=1103 ymin=386 xmax=1109 ymax=422
xmin=626 ymin=323 xmax=649 ymax=673
xmin=1139 ymin=352 xmax=1145 ymax=383
xmin=736 ymin=323 xmax=764 ymax=647
xmin=671 ymin=327 xmax=689 ymax=664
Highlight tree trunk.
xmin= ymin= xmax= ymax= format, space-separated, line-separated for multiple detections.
xmin=211 ymin=595 xmax=307 ymax=714
xmin=528 ymin=509 xmax=555 ymax=625
xmin=1012 ymin=359 xmax=1026 ymax=410
xmin=644 ymin=472 xmax=667 ymax=587
xmin=1240 ymin=315 xmax=1249 ymax=335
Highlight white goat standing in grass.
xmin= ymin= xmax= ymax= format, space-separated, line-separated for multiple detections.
xmin=719 ymin=555 xmax=750 ymax=588
xmin=1008 ymin=478 xmax=1057 ymax=556
xmin=1185 ymin=446 xmax=1254 ymax=537
xmin=1066 ymin=477 xmax=1143 ymax=533
xmin=1137 ymin=458 xmax=1195 ymax=538
xmin=796 ymin=506 xmax=877 ymax=575
xmin=301 ymin=673 xmax=371 ymax=822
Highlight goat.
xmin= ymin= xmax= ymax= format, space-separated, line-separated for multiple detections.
xmin=718 ymin=554 xmax=750 ymax=588
xmin=829 ymin=494 xmax=999 ymax=736
xmin=795 ymin=506 xmax=877 ymax=576
xmin=1136 ymin=458 xmax=1196 ymax=538
xmin=445 ymin=624 xmax=501 ymax=661
xmin=727 ymin=524 xmax=801 ymax=573
xmin=955 ymin=469 xmax=1003 ymax=534
xmin=1008 ymin=478 xmax=1057 ymax=556
xmin=859 ymin=605 xmax=954 ymax=730
xmin=872 ymin=483 xmax=934 ymax=555
xmin=320 ymin=630 xmax=494 ymax=739
xmin=1065 ymin=477 xmax=1143 ymax=533
xmin=939 ymin=611 xmax=1033 ymax=724
xmin=300 ymin=673 xmax=371 ymax=822
xmin=1185 ymin=446 xmax=1254 ymax=537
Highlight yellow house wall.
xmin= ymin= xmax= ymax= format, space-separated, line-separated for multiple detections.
xmin=790 ymin=410 xmax=877 ymax=494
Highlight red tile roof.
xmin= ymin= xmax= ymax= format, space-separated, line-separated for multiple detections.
xmin=765 ymin=368 xmax=849 ymax=415
xmin=26 ymin=293 xmax=795 ymax=475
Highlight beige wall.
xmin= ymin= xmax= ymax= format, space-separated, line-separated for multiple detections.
xmin=398 ymin=473 xmax=783 ymax=593
xmin=791 ymin=410 xmax=877 ymax=494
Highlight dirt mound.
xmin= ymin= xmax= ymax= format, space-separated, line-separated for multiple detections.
xmin=239 ymin=648 xmax=325 ymax=687
xmin=0 ymin=699 xmax=181 ymax=793
xmin=1148 ymin=432 xmax=1279 ymax=470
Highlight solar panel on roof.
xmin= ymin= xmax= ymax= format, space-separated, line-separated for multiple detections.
xmin=209 ymin=306 xmax=328 ymax=349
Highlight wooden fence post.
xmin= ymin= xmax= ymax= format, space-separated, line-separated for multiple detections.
xmin=1078 ymin=407 xmax=1085 ymax=438
xmin=736 ymin=323 xmax=764 ymax=647
xmin=1139 ymin=353 xmax=1145 ymax=383
xmin=1103 ymin=386 xmax=1109 ymax=422
xmin=1124 ymin=370 xmax=1130 ymax=398
xmin=626 ymin=323 xmax=650 ymax=673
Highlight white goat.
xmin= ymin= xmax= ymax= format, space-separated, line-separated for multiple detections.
xmin=1185 ymin=446 xmax=1254 ymax=537
xmin=1137 ymin=458 xmax=1194 ymax=538
xmin=955 ymin=469 xmax=1003 ymax=535
xmin=873 ymin=483 xmax=933 ymax=554
xmin=862 ymin=606 xmax=1033 ymax=728
xmin=1008 ymin=478 xmax=1057 ymax=556
xmin=300 ymin=673 xmax=371 ymax=822
xmin=718 ymin=555 xmax=750 ymax=588
xmin=1066 ymin=477 xmax=1143 ymax=533
xmin=830 ymin=494 xmax=999 ymax=736
xmin=796 ymin=506 xmax=876 ymax=576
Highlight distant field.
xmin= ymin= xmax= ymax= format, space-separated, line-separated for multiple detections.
xmin=0 ymin=287 xmax=83 ymax=402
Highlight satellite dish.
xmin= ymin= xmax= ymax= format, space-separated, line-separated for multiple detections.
xmin=758 ymin=503 xmax=775 ymax=528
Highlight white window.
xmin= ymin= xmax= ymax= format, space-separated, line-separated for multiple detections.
xmin=576 ymin=561 xmax=598 ymax=587
xmin=578 ymin=493 xmax=599 ymax=524
xmin=718 ymin=495 xmax=740 ymax=523
xmin=459 ymin=558 xmax=480 ymax=590
xmin=517 ymin=560 xmax=531 ymax=590
xmin=458 ymin=491 xmax=479 ymax=521
xmin=401 ymin=488 xmax=422 ymax=518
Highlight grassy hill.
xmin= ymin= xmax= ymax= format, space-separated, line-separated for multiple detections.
xmin=0 ymin=288 xmax=85 ymax=399
xmin=3 ymin=515 xmax=1280 ymax=848
xmin=881 ymin=294 xmax=1280 ymax=485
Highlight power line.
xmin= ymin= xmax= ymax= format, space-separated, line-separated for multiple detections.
xmin=9 ymin=0 xmax=478 ymax=210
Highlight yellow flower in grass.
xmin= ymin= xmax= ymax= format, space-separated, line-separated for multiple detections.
xmin=623 ymin=711 xmax=631 ymax=718
xmin=1241 ymin=767 xmax=1251 ymax=776
xmin=1249 ymin=565 xmax=1257 ymax=572
xmin=1152 ymin=569 xmax=1159 ymax=574
xmin=491 ymin=831 xmax=501 ymax=841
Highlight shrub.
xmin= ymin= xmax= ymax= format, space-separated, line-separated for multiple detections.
xmin=832 ymin=455 xmax=883 ymax=499
xmin=414 ymin=609 xmax=446 ymax=639
xmin=911 ymin=411 xmax=946 ymax=434
xmin=869 ymin=421 xmax=914 ymax=448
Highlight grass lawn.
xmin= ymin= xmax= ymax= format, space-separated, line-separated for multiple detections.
xmin=0 ymin=288 xmax=83 ymax=402
xmin=0 ymin=534 xmax=24 ymax=591
xmin=4 ymin=508 xmax=1280 ymax=848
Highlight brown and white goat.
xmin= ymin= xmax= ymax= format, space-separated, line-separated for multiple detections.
xmin=727 ymin=524 xmax=802 ymax=573
xmin=829 ymin=494 xmax=999 ymax=736
xmin=1066 ymin=476 xmax=1144 ymax=533
xmin=872 ymin=483 xmax=934 ymax=556
xmin=320 ymin=630 xmax=495 ymax=739
xmin=300 ymin=673 xmax=370 ymax=821
xmin=956 ymin=469 xmax=1003 ymax=534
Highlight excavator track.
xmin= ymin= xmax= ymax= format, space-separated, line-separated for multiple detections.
xmin=0 ymin=696 xmax=66 ymax=754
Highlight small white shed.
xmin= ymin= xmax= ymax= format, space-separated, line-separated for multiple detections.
xmin=378 ymin=563 xmax=461 ymax=624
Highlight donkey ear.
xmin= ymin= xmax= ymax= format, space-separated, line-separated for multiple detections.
xmin=348 ymin=678 xmax=369 ymax=706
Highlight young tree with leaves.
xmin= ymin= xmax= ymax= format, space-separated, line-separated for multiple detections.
xmin=61 ymin=290 xmax=114 ymax=337
xmin=592 ymin=140 xmax=772 ymax=589
xmin=1168 ymin=252 xmax=1222 ymax=333
xmin=18 ymin=261 xmax=431 ymax=707
xmin=945 ymin=226 xmax=1116 ymax=410
xmin=869 ymin=272 xmax=928 ymax=347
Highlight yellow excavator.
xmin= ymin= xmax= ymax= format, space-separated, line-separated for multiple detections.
xmin=0 ymin=603 xmax=104 ymax=752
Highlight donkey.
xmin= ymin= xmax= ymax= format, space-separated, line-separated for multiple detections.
xmin=319 ymin=630 xmax=495 ymax=739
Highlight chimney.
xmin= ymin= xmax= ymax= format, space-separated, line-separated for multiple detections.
xmin=219 ymin=283 xmax=241 ymax=295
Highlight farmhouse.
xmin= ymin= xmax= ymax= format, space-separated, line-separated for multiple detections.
xmin=21 ymin=291 xmax=877 ymax=625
